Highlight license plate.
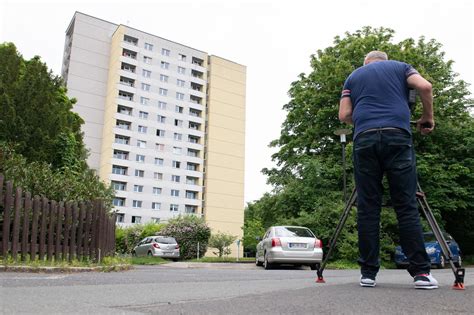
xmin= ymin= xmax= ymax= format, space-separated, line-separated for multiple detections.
xmin=289 ymin=243 xmax=306 ymax=248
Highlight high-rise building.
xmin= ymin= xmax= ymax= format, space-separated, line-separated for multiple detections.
xmin=62 ymin=12 xmax=246 ymax=251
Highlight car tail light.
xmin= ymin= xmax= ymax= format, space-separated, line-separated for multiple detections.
xmin=175 ymin=244 xmax=180 ymax=249
xmin=271 ymin=238 xmax=281 ymax=247
xmin=314 ymin=239 xmax=322 ymax=248
xmin=152 ymin=243 xmax=160 ymax=249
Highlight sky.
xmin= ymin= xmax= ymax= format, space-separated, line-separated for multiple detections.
xmin=1 ymin=0 xmax=473 ymax=204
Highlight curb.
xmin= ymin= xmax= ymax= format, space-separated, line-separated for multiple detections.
xmin=0 ymin=264 xmax=133 ymax=273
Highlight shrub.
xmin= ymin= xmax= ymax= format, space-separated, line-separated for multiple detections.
xmin=208 ymin=232 xmax=237 ymax=257
xmin=160 ymin=215 xmax=211 ymax=260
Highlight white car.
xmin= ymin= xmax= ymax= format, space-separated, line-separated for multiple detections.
xmin=256 ymin=226 xmax=323 ymax=270
xmin=132 ymin=236 xmax=180 ymax=260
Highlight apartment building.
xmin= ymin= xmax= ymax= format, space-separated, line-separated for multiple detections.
xmin=61 ymin=12 xmax=246 ymax=252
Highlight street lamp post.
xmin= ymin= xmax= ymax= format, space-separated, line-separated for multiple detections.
xmin=334 ymin=129 xmax=352 ymax=204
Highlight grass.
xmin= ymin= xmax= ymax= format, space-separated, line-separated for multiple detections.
xmin=1 ymin=255 xmax=131 ymax=270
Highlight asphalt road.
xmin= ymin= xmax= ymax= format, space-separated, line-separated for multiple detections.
xmin=1 ymin=263 xmax=473 ymax=314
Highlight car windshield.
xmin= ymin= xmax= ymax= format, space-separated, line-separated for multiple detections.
xmin=155 ymin=237 xmax=176 ymax=244
xmin=275 ymin=227 xmax=314 ymax=238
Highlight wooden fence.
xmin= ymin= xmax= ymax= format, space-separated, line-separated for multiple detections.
xmin=0 ymin=174 xmax=116 ymax=262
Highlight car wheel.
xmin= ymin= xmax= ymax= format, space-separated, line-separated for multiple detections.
xmin=438 ymin=255 xmax=445 ymax=269
xmin=454 ymin=255 xmax=462 ymax=268
xmin=263 ymin=252 xmax=272 ymax=270
xmin=255 ymin=255 xmax=263 ymax=267
xmin=131 ymin=251 xmax=136 ymax=257
xmin=147 ymin=251 xmax=153 ymax=257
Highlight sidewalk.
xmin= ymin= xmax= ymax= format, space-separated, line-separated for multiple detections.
xmin=156 ymin=261 xmax=257 ymax=270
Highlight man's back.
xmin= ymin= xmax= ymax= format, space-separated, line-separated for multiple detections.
xmin=343 ymin=60 xmax=417 ymax=137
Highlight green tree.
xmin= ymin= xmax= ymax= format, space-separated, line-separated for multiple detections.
xmin=242 ymin=217 xmax=265 ymax=255
xmin=208 ymin=232 xmax=237 ymax=257
xmin=0 ymin=42 xmax=86 ymax=169
xmin=249 ymin=27 xmax=473 ymax=260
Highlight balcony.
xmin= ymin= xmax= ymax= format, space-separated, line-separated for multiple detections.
xmin=192 ymin=57 xmax=204 ymax=67
xmin=120 ymin=76 xmax=135 ymax=87
xmin=118 ymin=91 xmax=134 ymax=102
xmin=121 ymin=62 xmax=136 ymax=74
xmin=122 ymin=49 xmax=137 ymax=60
xmin=123 ymin=35 xmax=138 ymax=46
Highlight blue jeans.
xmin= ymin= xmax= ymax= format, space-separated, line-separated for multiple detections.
xmin=353 ymin=129 xmax=430 ymax=278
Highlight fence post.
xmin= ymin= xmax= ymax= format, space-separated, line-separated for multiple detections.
xmin=47 ymin=201 xmax=57 ymax=261
xmin=11 ymin=187 xmax=23 ymax=261
xmin=1 ymin=181 xmax=13 ymax=258
xmin=38 ymin=198 xmax=49 ymax=261
xmin=84 ymin=202 xmax=92 ymax=260
xmin=70 ymin=203 xmax=78 ymax=262
xmin=55 ymin=202 xmax=63 ymax=261
xmin=30 ymin=196 xmax=41 ymax=261
xmin=21 ymin=192 xmax=32 ymax=261
xmin=77 ymin=202 xmax=86 ymax=261
xmin=63 ymin=202 xmax=71 ymax=261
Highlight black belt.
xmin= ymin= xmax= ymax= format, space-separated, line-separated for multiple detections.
xmin=359 ymin=127 xmax=404 ymax=135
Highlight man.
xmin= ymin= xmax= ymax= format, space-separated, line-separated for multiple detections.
xmin=339 ymin=51 xmax=438 ymax=289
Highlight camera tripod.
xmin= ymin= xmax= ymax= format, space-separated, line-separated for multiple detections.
xmin=315 ymin=183 xmax=466 ymax=290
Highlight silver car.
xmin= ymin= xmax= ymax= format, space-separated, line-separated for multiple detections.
xmin=255 ymin=226 xmax=323 ymax=270
xmin=132 ymin=236 xmax=180 ymax=260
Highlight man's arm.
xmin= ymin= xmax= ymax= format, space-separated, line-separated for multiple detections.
xmin=407 ymin=74 xmax=434 ymax=135
xmin=339 ymin=97 xmax=353 ymax=124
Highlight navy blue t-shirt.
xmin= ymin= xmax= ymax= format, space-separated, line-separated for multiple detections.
xmin=341 ymin=60 xmax=419 ymax=138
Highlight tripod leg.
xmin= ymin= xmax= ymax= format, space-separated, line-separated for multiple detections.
xmin=416 ymin=183 xmax=465 ymax=290
xmin=316 ymin=188 xmax=357 ymax=283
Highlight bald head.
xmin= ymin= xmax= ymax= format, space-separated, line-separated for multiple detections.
xmin=364 ymin=51 xmax=388 ymax=65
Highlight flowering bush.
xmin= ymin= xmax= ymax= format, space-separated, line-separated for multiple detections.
xmin=160 ymin=215 xmax=211 ymax=260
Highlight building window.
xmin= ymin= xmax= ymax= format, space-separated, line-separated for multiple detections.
xmin=162 ymin=48 xmax=170 ymax=56
xmin=186 ymin=190 xmax=198 ymax=199
xmin=151 ymin=217 xmax=160 ymax=223
xmin=156 ymin=129 xmax=165 ymax=137
xmin=142 ymin=83 xmax=150 ymax=91
xmin=158 ymin=101 xmax=167 ymax=109
xmin=116 ymin=213 xmax=125 ymax=223
xmin=112 ymin=165 xmax=128 ymax=175
xmin=188 ymin=135 xmax=200 ymax=144
xmin=139 ymin=111 xmax=149 ymax=119
xmin=135 ymin=169 xmax=144 ymax=177
xmin=132 ymin=200 xmax=142 ymax=208
xmin=157 ymin=115 xmax=166 ymax=123
xmin=178 ymin=54 xmax=186 ymax=61
xmin=171 ymin=189 xmax=180 ymax=197
xmin=159 ymin=88 xmax=168 ymax=96
xmin=138 ymin=125 xmax=148 ymax=134
xmin=173 ymin=147 xmax=182 ymax=155
xmin=174 ymin=119 xmax=183 ymax=127
xmin=115 ymin=134 xmax=130 ymax=145
xmin=155 ymin=158 xmax=164 ymax=166
xmin=134 ymin=185 xmax=144 ymax=192
xmin=140 ymin=97 xmax=150 ymax=105
xmin=112 ymin=181 xmax=126 ymax=191
xmin=187 ymin=149 xmax=199 ymax=157
xmin=131 ymin=216 xmax=141 ymax=224
xmin=113 ymin=150 xmax=129 ymax=160
xmin=152 ymin=202 xmax=161 ymax=210
xmin=116 ymin=120 xmax=131 ymax=130
xmin=143 ymin=56 xmax=152 ymax=64
xmin=145 ymin=42 xmax=153 ymax=51
xmin=161 ymin=61 xmax=170 ymax=69
xmin=172 ymin=161 xmax=181 ymax=169
xmin=123 ymin=35 xmax=138 ymax=45
xmin=113 ymin=198 xmax=125 ymax=207
xmin=186 ymin=176 xmax=198 ymax=185
xmin=176 ymin=92 xmax=185 ymax=100
xmin=178 ymin=66 xmax=185 ymax=74
xmin=175 ymin=106 xmax=183 ymax=113
xmin=177 ymin=79 xmax=185 ymax=87
xmin=189 ymin=121 xmax=201 ymax=130
xmin=118 ymin=91 xmax=133 ymax=101
xmin=171 ymin=175 xmax=180 ymax=183
xmin=142 ymin=69 xmax=151 ymax=78
xmin=185 ymin=205 xmax=197 ymax=214
xmin=136 ymin=154 xmax=145 ymax=162
xmin=156 ymin=143 xmax=164 ymax=151
xmin=160 ymin=74 xmax=169 ymax=83
xmin=170 ymin=204 xmax=179 ymax=212
xmin=154 ymin=172 xmax=163 ymax=180
xmin=187 ymin=162 xmax=199 ymax=171
xmin=173 ymin=133 xmax=182 ymax=141
xmin=137 ymin=140 xmax=146 ymax=148
xmin=153 ymin=187 xmax=162 ymax=195
xmin=117 ymin=105 xmax=132 ymax=116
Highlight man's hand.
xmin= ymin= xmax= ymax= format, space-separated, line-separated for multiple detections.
xmin=416 ymin=116 xmax=435 ymax=135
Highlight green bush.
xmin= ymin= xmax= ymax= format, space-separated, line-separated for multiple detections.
xmin=160 ymin=215 xmax=211 ymax=260
xmin=209 ymin=232 xmax=237 ymax=257
xmin=115 ymin=222 xmax=165 ymax=254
